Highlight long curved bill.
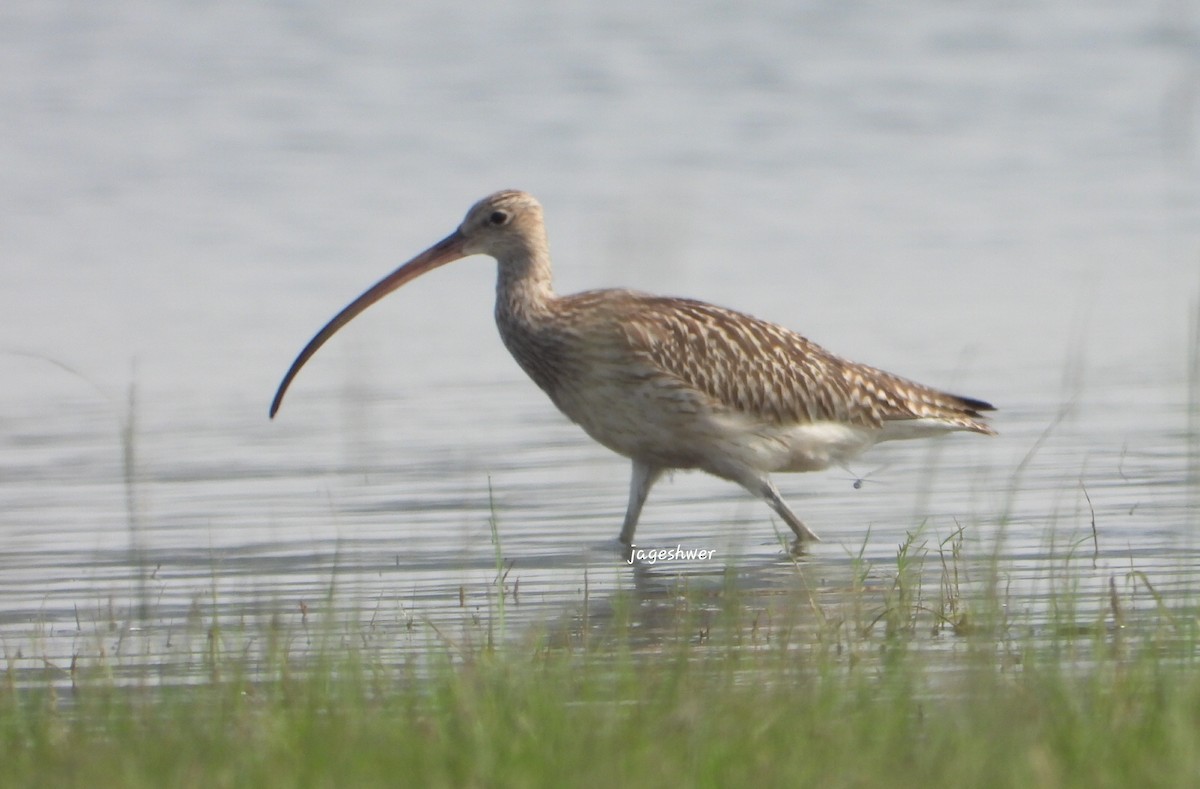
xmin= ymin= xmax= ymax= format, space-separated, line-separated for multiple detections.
xmin=270 ymin=230 xmax=467 ymax=418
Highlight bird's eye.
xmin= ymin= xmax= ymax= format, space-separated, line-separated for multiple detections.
xmin=488 ymin=210 xmax=510 ymax=226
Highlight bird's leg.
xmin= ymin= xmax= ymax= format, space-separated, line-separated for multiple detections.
xmin=618 ymin=461 xmax=664 ymax=549
xmin=745 ymin=476 xmax=823 ymax=545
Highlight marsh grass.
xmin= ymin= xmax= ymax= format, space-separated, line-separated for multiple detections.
xmin=6 ymin=310 xmax=1200 ymax=788
xmin=4 ymin=512 xmax=1200 ymax=789
xmin=9 ymin=426 xmax=1198 ymax=788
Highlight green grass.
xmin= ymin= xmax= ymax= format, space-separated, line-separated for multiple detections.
xmin=3 ymin=528 xmax=1199 ymax=789
xmin=3 ymin=626 xmax=1199 ymax=788
xmin=5 ymin=299 xmax=1199 ymax=788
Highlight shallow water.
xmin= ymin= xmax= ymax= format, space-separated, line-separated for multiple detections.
xmin=3 ymin=0 xmax=1199 ymax=685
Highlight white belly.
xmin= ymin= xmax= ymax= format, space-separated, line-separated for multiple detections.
xmin=550 ymin=374 xmax=880 ymax=474
xmin=698 ymin=414 xmax=881 ymax=474
xmin=541 ymin=350 xmax=973 ymax=482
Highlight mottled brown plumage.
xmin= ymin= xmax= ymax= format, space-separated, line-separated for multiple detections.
xmin=272 ymin=190 xmax=995 ymax=552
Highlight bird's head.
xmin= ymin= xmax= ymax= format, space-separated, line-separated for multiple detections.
xmin=458 ymin=190 xmax=546 ymax=261
xmin=269 ymin=190 xmax=545 ymax=418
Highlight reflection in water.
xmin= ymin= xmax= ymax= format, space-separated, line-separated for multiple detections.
xmin=4 ymin=427 xmax=1196 ymax=692
xmin=3 ymin=339 xmax=1198 ymax=689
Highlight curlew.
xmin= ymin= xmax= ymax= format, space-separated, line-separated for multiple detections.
xmin=270 ymin=190 xmax=994 ymax=553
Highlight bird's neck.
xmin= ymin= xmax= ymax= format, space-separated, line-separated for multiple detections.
xmin=495 ymin=247 xmax=557 ymax=324
xmin=493 ymin=248 xmax=567 ymax=398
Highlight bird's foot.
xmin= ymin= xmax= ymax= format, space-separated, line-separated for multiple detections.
xmin=787 ymin=537 xmax=811 ymax=558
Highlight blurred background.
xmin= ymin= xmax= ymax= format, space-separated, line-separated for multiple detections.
xmin=5 ymin=1 xmax=1197 ymax=402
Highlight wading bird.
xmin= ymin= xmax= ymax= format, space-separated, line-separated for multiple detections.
xmin=271 ymin=190 xmax=994 ymax=552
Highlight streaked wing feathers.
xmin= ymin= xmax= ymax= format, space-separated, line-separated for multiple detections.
xmin=615 ymin=296 xmax=994 ymax=434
